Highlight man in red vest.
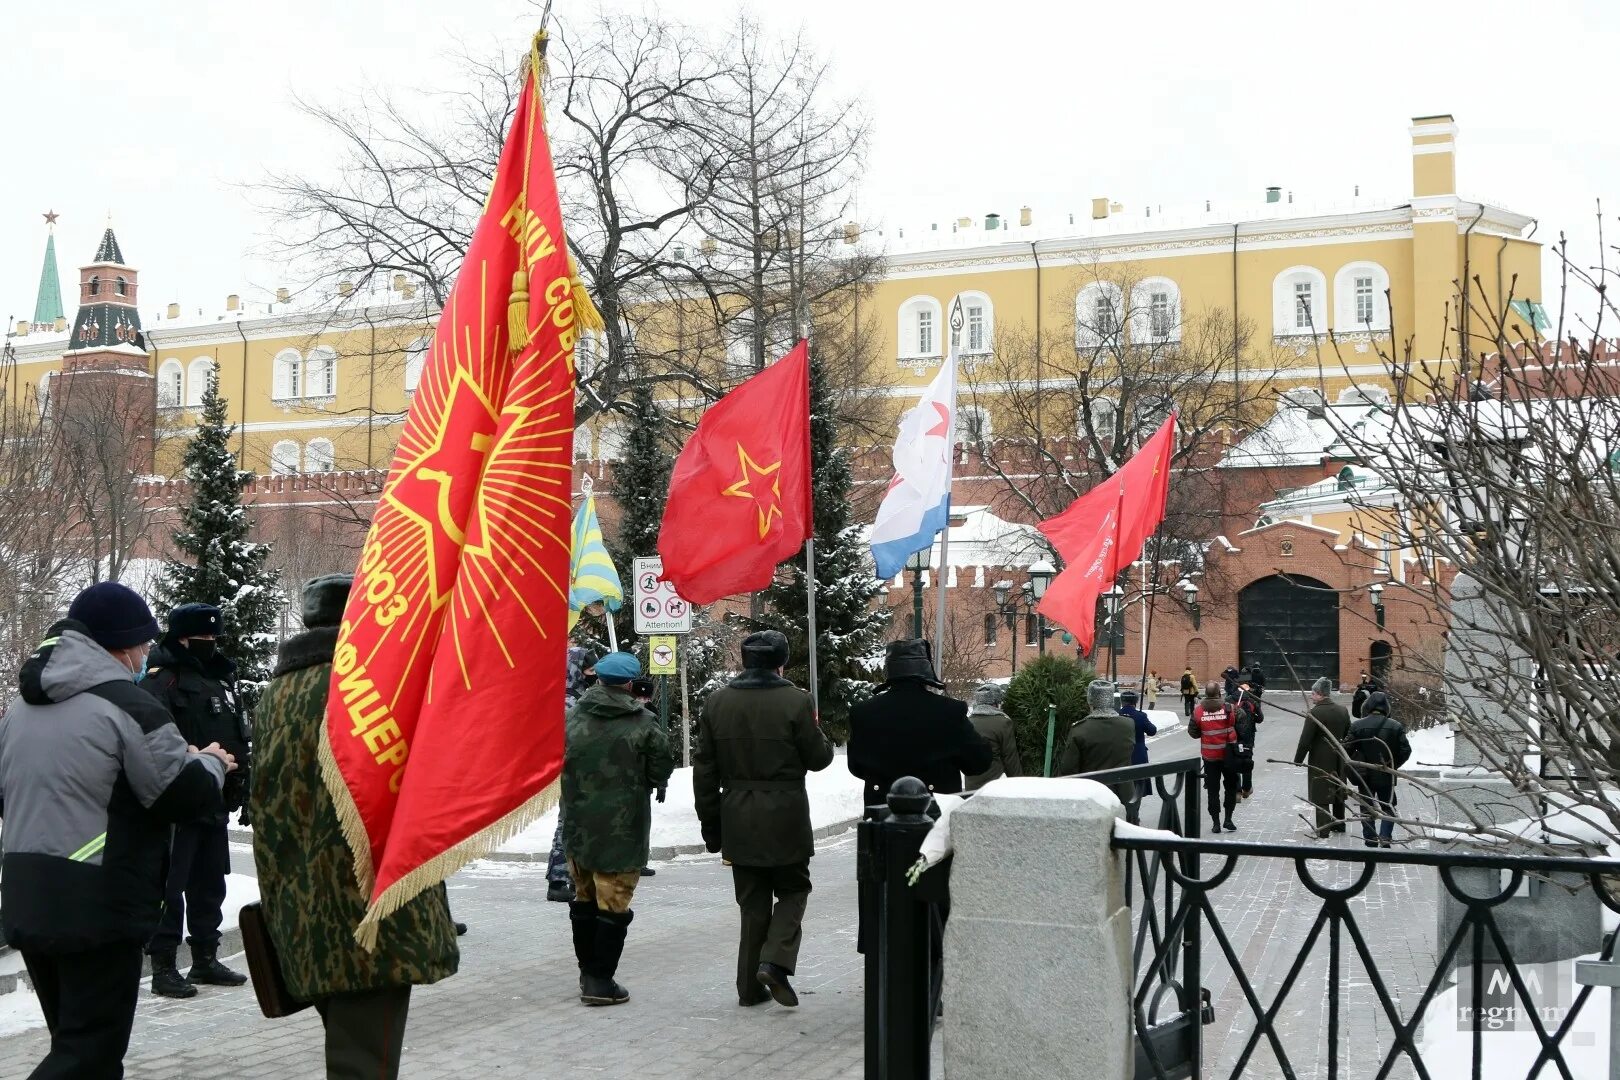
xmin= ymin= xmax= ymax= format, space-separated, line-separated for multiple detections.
xmin=1189 ymin=680 xmax=1240 ymax=834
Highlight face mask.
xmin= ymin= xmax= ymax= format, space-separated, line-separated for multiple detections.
xmin=581 ymin=673 xmax=598 ymax=689
xmin=123 ymin=646 xmax=150 ymax=676
xmin=188 ymin=639 xmax=218 ymax=663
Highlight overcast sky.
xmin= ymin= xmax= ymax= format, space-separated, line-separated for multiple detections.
xmin=6 ymin=0 xmax=1617 ymax=332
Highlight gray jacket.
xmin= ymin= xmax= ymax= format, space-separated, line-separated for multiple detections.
xmin=0 ymin=622 xmax=227 ymax=952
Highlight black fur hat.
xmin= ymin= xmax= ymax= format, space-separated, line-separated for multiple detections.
xmin=741 ymin=630 xmax=790 ymax=670
xmin=884 ymin=638 xmax=943 ymax=687
xmin=302 ymin=574 xmax=353 ymax=629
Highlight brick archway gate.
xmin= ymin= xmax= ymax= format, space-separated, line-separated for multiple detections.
xmin=1238 ymin=573 xmax=1339 ymax=691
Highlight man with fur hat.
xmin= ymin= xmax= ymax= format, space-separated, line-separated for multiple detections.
xmin=561 ymin=650 xmax=674 ymax=1006
xmin=847 ymin=638 xmax=992 ymax=807
xmin=141 ymin=601 xmax=252 ymax=997
xmin=0 ymin=582 xmax=233 ymax=1078
xmin=694 ymin=630 xmax=833 ymax=1008
xmin=963 ymin=682 xmax=1022 ymax=791
xmin=252 ymin=574 xmax=458 ymax=1078
xmin=1295 ymin=677 xmax=1351 ymax=838
xmin=1057 ymin=680 xmax=1137 ymax=804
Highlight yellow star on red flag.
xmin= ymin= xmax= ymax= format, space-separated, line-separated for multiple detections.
xmin=723 ymin=444 xmax=784 ymax=539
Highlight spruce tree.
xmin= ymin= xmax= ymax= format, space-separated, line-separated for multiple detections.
xmin=603 ymin=380 xmax=674 ymax=647
xmin=757 ymin=350 xmax=889 ymax=741
xmin=154 ymin=364 xmax=285 ymax=711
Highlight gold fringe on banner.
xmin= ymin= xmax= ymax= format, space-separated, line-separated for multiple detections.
xmin=318 ymin=717 xmax=376 ymax=897
xmin=349 ymin=778 xmax=563 ymax=951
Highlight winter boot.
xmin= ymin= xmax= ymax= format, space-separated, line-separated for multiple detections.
xmin=1210 ymin=816 xmax=1223 ymax=834
xmin=1222 ymin=816 xmax=1237 ymax=832
xmin=547 ymin=878 xmax=576 ymax=903
xmin=756 ymin=962 xmax=799 ymax=1008
xmin=150 ymin=951 xmax=197 ymax=999
xmin=569 ymin=901 xmax=597 ymax=991
xmin=580 ymin=910 xmax=633 ymax=1006
xmin=188 ymin=945 xmax=248 ymax=987
xmin=639 ymin=866 xmax=656 ymax=877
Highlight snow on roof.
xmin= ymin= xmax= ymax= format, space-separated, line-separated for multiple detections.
xmin=1221 ymin=386 xmax=1391 ymax=469
xmin=145 ymin=283 xmax=431 ymax=336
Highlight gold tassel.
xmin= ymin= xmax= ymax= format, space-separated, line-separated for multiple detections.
xmin=572 ymin=275 xmax=604 ymax=334
xmin=508 ymin=269 xmax=532 ymax=354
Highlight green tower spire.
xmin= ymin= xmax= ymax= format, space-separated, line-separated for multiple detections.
xmin=33 ymin=212 xmax=64 ymax=326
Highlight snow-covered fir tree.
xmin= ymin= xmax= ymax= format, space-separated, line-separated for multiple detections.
xmin=154 ymin=364 xmax=285 ymax=712
xmin=757 ymin=349 xmax=889 ymax=741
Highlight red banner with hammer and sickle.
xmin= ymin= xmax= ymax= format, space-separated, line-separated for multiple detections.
xmin=321 ymin=31 xmax=597 ymax=945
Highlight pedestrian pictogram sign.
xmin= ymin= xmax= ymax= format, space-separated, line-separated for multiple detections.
xmin=648 ymin=636 xmax=677 ymax=675
xmin=633 ymin=556 xmax=692 ymax=634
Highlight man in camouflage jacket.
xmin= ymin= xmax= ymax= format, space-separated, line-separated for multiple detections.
xmin=561 ymin=651 xmax=674 ymax=1006
xmin=250 ymin=575 xmax=458 ymax=1079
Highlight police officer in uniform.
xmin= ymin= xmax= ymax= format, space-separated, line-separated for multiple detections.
xmin=141 ymin=603 xmax=251 ymax=997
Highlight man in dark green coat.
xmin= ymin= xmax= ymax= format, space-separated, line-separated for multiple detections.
xmin=1056 ymin=680 xmax=1137 ymax=804
xmin=964 ymin=683 xmax=1022 ymax=790
xmin=694 ymin=630 xmax=833 ymax=1009
xmin=1295 ymin=677 xmax=1351 ymax=838
xmin=252 ymin=575 xmax=459 ymax=1080
xmin=561 ymin=651 xmax=674 ymax=1006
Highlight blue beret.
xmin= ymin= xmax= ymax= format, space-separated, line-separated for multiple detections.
xmin=595 ymin=652 xmax=641 ymax=682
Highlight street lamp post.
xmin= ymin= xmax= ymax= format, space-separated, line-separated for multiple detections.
xmin=1028 ymin=560 xmax=1055 ymax=656
xmin=1369 ymin=580 xmax=1385 ymax=629
xmin=906 ymin=549 xmax=929 ymax=639
xmin=1103 ymin=583 xmax=1126 ymax=684
xmin=1180 ymin=578 xmax=1201 ymax=631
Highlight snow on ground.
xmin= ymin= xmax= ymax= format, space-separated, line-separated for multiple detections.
xmin=497 ymin=754 xmax=865 ymax=857
xmin=222 ymin=872 xmax=259 ymax=930
xmin=1417 ymin=955 xmax=1610 ymax=1077
xmin=1409 ymin=723 xmax=1456 ymax=768
xmin=0 ymin=983 xmax=44 ymax=1037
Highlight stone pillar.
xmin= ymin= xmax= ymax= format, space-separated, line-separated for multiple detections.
xmin=1445 ymin=571 xmax=1531 ymax=769
xmin=943 ymin=777 xmax=1133 ymax=1080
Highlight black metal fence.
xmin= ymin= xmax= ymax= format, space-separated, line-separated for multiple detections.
xmin=860 ymin=759 xmax=1620 ymax=1080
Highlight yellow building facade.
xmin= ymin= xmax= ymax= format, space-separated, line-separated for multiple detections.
xmin=3 ymin=114 xmax=1539 ymax=480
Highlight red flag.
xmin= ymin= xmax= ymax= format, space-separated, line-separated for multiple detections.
xmin=1037 ymin=414 xmax=1177 ymax=653
xmin=321 ymin=32 xmax=594 ymax=946
xmin=657 ymin=342 xmax=812 ymax=604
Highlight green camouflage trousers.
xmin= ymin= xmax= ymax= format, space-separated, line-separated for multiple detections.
xmin=566 ymin=857 xmax=640 ymax=914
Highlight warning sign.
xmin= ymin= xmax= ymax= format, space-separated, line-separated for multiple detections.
xmin=648 ymin=636 xmax=677 ymax=675
xmin=633 ymin=556 xmax=692 ymax=634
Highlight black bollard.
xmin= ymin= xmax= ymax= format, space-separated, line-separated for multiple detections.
xmin=858 ymin=777 xmax=937 ymax=1080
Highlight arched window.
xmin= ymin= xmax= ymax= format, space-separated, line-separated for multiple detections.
xmin=157 ymin=359 xmax=183 ymax=409
xmin=950 ymin=292 xmax=994 ymax=355
xmin=86 ymin=276 xmax=99 ymax=300
xmin=1273 ymin=266 xmax=1328 ymax=336
xmin=115 ymin=276 xmax=127 ymax=297
xmin=305 ymin=347 xmax=337 ymax=398
xmin=273 ymin=349 xmax=302 ymax=401
xmin=957 ymin=404 xmax=991 ymax=445
xmin=1333 ymin=261 xmax=1391 ymax=332
xmin=726 ymin=308 xmax=795 ymax=375
xmin=575 ymin=330 xmax=604 ymax=380
xmin=269 ymin=440 xmax=301 ymax=475
xmin=898 ymin=296 xmax=944 ymax=359
xmin=186 ymin=358 xmax=214 ymax=407
xmin=404 ymin=336 xmax=430 ymax=392
xmin=304 ymin=438 xmax=335 ymax=473
xmin=1075 ymin=282 xmax=1124 ymax=349
xmin=1131 ymin=277 xmax=1182 ymax=344
xmin=1081 ymin=397 xmax=1118 ymax=440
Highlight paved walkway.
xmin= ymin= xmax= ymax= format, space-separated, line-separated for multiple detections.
xmin=0 ymin=692 xmax=1447 ymax=1079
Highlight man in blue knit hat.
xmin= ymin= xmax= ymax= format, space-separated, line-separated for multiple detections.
xmin=0 ymin=582 xmax=233 ymax=1076
xmin=141 ymin=602 xmax=252 ymax=997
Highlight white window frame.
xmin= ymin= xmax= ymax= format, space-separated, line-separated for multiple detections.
xmin=273 ymin=349 xmax=303 ymax=401
xmin=269 ymin=440 xmax=301 ymax=475
xmin=957 ymin=404 xmax=991 ymax=445
xmin=157 ymin=359 xmax=183 ymax=409
xmin=898 ymin=296 xmax=944 ymax=360
xmin=185 ymin=358 xmax=214 ymax=407
xmin=575 ymin=330 xmax=604 ymax=380
xmin=949 ymin=291 xmax=995 ymax=356
xmin=1075 ymin=283 xmax=1125 ymax=349
xmin=304 ymin=438 xmax=336 ymax=473
xmin=1272 ymin=267 xmax=1328 ymax=337
xmin=404 ymin=335 xmax=430 ymax=392
xmin=305 ymin=346 xmax=338 ymax=399
xmin=1081 ymin=397 xmax=1118 ymax=440
xmin=1333 ymin=261 xmax=1392 ymax=332
xmin=1131 ymin=277 xmax=1182 ymax=344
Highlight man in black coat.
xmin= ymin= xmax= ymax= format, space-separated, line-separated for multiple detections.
xmin=694 ymin=631 xmax=834 ymax=1008
xmin=141 ymin=603 xmax=251 ymax=998
xmin=847 ymin=639 xmax=992 ymax=807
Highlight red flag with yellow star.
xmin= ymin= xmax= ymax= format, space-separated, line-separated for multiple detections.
xmin=319 ymin=31 xmax=597 ymax=946
xmin=657 ymin=341 xmax=812 ymax=605
xmin=1036 ymin=413 xmax=1177 ymax=654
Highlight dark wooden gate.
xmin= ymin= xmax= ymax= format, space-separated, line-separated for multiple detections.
xmin=1237 ymin=574 xmax=1338 ymax=690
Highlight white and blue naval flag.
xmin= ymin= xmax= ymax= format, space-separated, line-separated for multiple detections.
xmin=869 ymin=352 xmax=957 ymax=579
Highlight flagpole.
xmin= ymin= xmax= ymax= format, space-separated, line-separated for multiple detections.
xmin=1107 ymin=483 xmax=1126 ymax=686
xmin=801 ymin=328 xmax=820 ymax=722
xmin=933 ymin=299 xmax=964 ymax=671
